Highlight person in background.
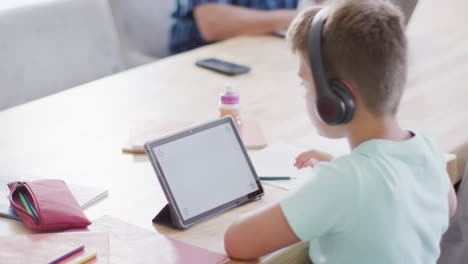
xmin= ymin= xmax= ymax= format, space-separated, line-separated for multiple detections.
xmin=170 ymin=0 xmax=300 ymax=54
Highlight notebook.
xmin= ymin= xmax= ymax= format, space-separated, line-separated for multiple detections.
xmin=84 ymin=215 xmax=229 ymax=263
xmin=0 ymin=215 xmax=228 ymax=263
xmin=249 ymin=143 xmax=313 ymax=191
xmin=0 ymin=231 xmax=110 ymax=263
xmin=0 ymin=176 xmax=108 ymax=221
xmin=249 ymin=136 xmax=350 ymax=190
xmin=123 ymin=119 xmax=267 ymax=154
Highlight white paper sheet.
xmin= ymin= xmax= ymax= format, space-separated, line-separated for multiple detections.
xmin=249 ymin=136 xmax=350 ymax=191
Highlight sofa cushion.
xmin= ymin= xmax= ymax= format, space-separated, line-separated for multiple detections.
xmin=0 ymin=0 xmax=124 ymax=110
xmin=109 ymin=0 xmax=175 ymax=67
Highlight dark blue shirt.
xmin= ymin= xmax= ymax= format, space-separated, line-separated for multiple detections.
xmin=170 ymin=0 xmax=298 ymax=54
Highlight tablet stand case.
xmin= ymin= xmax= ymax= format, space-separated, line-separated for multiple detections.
xmin=152 ymin=204 xmax=179 ymax=229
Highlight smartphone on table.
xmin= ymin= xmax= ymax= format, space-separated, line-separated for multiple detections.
xmin=195 ymin=58 xmax=251 ymax=76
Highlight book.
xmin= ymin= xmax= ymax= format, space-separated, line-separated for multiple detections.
xmin=240 ymin=119 xmax=268 ymax=149
xmin=0 ymin=176 xmax=108 ymax=221
xmin=122 ymin=119 xmax=267 ymax=154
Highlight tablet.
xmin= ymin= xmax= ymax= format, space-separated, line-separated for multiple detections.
xmin=145 ymin=116 xmax=264 ymax=229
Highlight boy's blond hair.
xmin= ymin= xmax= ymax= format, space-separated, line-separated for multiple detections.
xmin=287 ymin=0 xmax=407 ymax=116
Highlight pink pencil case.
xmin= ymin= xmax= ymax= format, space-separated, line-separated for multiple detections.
xmin=8 ymin=179 xmax=91 ymax=231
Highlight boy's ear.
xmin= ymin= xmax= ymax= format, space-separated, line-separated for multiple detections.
xmin=341 ymin=80 xmax=357 ymax=97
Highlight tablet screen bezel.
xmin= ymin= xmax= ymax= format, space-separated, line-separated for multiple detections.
xmin=145 ymin=116 xmax=264 ymax=229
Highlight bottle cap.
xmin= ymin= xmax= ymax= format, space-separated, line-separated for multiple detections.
xmin=221 ymin=84 xmax=239 ymax=104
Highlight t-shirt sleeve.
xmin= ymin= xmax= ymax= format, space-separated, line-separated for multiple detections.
xmin=280 ymin=159 xmax=358 ymax=241
xmin=417 ymin=130 xmax=451 ymax=191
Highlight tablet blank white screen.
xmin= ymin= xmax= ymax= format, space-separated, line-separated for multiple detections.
xmin=153 ymin=122 xmax=258 ymax=220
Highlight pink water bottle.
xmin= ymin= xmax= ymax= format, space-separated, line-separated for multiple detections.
xmin=219 ymin=84 xmax=241 ymax=130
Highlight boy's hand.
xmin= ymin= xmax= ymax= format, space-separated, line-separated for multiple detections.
xmin=294 ymin=150 xmax=334 ymax=169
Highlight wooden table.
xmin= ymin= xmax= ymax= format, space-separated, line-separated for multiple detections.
xmin=0 ymin=35 xmax=308 ymax=263
xmin=1 ymin=0 xmax=467 ymax=263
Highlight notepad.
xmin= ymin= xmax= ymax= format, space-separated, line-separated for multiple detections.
xmin=0 ymin=176 xmax=108 ymax=221
xmin=123 ymin=119 xmax=267 ymax=154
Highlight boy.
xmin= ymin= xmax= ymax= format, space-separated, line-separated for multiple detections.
xmin=224 ymin=0 xmax=457 ymax=263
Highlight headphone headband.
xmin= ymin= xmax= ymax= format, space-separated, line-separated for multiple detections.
xmin=308 ymin=8 xmax=330 ymax=98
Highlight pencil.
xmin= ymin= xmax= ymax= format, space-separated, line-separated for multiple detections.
xmin=49 ymin=245 xmax=85 ymax=264
xmin=18 ymin=192 xmax=35 ymax=219
xmin=74 ymin=253 xmax=97 ymax=264
xmin=22 ymin=193 xmax=38 ymax=220
xmin=122 ymin=147 xmax=146 ymax=154
xmin=218 ymin=258 xmax=231 ymax=264
xmin=259 ymin=176 xmax=295 ymax=181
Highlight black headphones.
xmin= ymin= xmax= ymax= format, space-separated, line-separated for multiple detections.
xmin=308 ymin=8 xmax=356 ymax=125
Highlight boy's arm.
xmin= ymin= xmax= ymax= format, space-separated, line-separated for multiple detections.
xmin=194 ymin=3 xmax=298 ymax=42
xmin=224 ymin=203 xmax=300 ymax=260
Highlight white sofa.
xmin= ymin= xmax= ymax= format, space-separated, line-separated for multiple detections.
xmin=0 ymin=0 xmax=175 ymax=111
xmin=109 ymin=0 xmax=175 ymax=67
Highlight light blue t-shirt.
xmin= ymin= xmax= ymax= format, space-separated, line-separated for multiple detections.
xmin=280 ymin=130 xmax=450 ymax=264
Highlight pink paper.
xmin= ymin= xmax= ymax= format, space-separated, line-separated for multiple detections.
xmin=0 ymin=231 xmax=109 ymax=263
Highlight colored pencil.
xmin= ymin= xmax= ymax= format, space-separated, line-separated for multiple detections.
xmin=49 ymin=245 xmax=85 ymax=264
xmin=74 ymin=253 xmax=97 ymax=264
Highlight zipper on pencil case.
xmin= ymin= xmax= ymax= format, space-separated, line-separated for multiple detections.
xmin=11 ymin=182 xmax=40 ymax=224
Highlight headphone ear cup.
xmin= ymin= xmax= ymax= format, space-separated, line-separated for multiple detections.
xmin=328 ymin=80 xmax=356 ymax=124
